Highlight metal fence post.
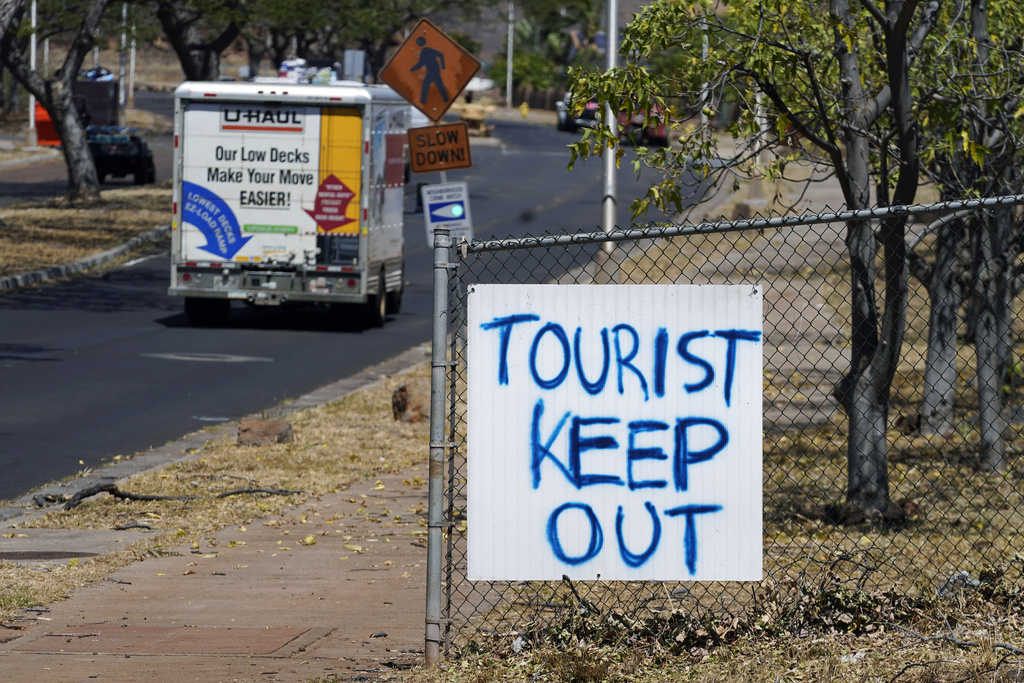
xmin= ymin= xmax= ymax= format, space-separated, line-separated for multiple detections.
xmin=425 ymin=226 xmax=452 ymax=665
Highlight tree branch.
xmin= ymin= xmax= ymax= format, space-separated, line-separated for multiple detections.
xmin=215 ymin=487 xmax=303 ymax=498
xmin=63 ymin=484 xmax=195 ymax=511
xmin=857 ymin=0 xmax=888 ymax=28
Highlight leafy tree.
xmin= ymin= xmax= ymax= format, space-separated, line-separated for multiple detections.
xmin=0 ymin=0 xmax=111 ymax=202
xmin=489 ymin=50 xmax=560 ymax=92
xmin=908 ymin=0 xmax=1024 ymax=470
xmin=217 ymin=0 xmax=492 ymax=82
xmin=568 ymin=0 xmax=954 ymax=522
xmin=488 ymin=0 xmax=604 ymax=93
xmin=156 ymin=0 xmax=241 ymax=81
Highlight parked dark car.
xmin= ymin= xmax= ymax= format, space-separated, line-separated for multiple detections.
xmin=617 ymin=107 xmax=670 ymax=148
xmin=557 ymin=94 xmax=670 ymax=147
xmin=555 ymin=93 xmax=600 ymax=132
xmin=87 ymin=126 xmax=156 ymax=185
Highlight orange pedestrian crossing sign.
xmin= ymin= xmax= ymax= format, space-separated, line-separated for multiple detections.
xmin=378 ymin=19 xmax=481 ymax=122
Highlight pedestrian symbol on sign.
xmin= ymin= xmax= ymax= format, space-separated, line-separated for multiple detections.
xmin=378 ymin=18 xmax=481 ymax=122
xmin=410 ymin=37 xmax=449 ymax=105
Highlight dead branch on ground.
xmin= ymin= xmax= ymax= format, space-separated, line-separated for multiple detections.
xmin=215 ymin=487 xmax=302 ymax=498
xmin=63 ymin=484 xmax=195 ymax=510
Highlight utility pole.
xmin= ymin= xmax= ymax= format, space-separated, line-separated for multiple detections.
xmin=26 ymin=0 xmax=37 ymax=147
xmin=506 ymin=2 xmax=514 ymax=109
xmin=600 ymin=0 xmax=618 ymax=245
xmin=128 ymin=23 xmax=136 ymax=110
xmin=119 ymin=3 xmax=127 ymax=111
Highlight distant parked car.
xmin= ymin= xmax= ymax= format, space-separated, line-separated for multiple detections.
xmin=557 ymin=94 xmax=670 ymax=147
xmin=617 ymin=107 xmax=670 ymax=148
xmin=87 ymin=126 xmax=156 ymax=185
xmin=556 ymin=93 xmax=600 ymax=132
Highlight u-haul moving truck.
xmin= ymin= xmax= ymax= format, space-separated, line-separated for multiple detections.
xmin=169 ymin=81 xmax=409 ymax=326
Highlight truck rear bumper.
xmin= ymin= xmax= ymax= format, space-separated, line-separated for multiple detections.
xmin=168 ymin=286 xmax=370 ymax=306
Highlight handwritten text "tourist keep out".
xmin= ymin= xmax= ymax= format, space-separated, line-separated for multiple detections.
xmin=466 ymin=285 xmax=764 ymax=583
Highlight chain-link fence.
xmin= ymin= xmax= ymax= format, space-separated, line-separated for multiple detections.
xmin=426 ymin=195 xmax=1024 ymax=655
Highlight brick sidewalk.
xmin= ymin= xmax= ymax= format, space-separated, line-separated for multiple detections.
xmin=1 ymin=467 xmax=428 ymax=682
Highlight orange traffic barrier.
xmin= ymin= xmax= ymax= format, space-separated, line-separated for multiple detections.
xmin=35 ymin=101 xmax=60 ymax=147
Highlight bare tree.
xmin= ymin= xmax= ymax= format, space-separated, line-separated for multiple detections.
xmin=156 ymin=0 xmax=240 ymax=81
xmin=0 ymin=0 xmax=109 ymax=202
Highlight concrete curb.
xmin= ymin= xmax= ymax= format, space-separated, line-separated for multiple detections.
xmin=0 ymin=343 xmax=431 ymax=526
xmin=0 ymin=224 xmax=171 ymax=291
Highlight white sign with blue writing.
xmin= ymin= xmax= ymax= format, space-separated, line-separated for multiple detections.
xmin=467 ymin=284 xmax=763 ymax=581
xmin=422 ymin=181 xmax=472 ymax=247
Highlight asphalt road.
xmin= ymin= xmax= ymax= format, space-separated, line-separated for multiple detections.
xmin=0 ymin=95 xmax=680 ymax=501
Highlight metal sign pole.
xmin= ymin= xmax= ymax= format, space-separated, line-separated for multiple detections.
xmin=506 ymin=2 xmax=514 ymax=109
xmin=425 ymin=225 xmax=452 ymax=665
xmin=600 ymin=0 xmax=618 ymax=250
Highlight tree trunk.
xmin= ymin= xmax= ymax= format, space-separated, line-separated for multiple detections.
xmin=920 ymin=217 xmax=965 ymax=436
xmin=48 ymin=80 xmax=99 ymax=201
xmin=6 ymin=68 xmax=18 ymax=113
xmin=831 ymin=0 xmax=925 ymax=522
xmin=970 ymin=210 xmax=1011 ymax=471
xmin=268 ymin=30 xmax=291 ymax=74
xmin=830 ymin=0 xmax=893 ymax=521
xmin=243 ymin=31 xmax=269 ymax=79
xmin=0 ymin=0 xmax=106 ymax=202
xmin=157 ymin=2 xmax=239 ymax=82
xmin=841 ymin=212 xmax=910 ymax=522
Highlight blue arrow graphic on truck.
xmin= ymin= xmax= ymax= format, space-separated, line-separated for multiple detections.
xmin=182 ymin=182 xmax=252 ymax=259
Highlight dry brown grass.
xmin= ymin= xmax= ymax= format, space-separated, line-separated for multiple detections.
xmin=395 ymin=587 xmax=1024 ymax=683
xmin=0 ymin=181 xmax=172 ymax=279
xmin=0 ymin=364 xmax=431 ymax=626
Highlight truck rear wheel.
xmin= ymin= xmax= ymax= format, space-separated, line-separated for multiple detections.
xmin=386 ymin=266 xmax=403 ymax=315
xmin=184 ymin=298 xmax=230 ymax=327
xmin=365 ymin=271 xmax=387 ymax=328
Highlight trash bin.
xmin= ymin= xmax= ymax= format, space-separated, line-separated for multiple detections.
xmin=73 ymin=79 xmax=119 ymax=126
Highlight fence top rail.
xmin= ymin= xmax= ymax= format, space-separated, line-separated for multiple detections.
xmin=464 ymin=193 xmax=1024 ymax=255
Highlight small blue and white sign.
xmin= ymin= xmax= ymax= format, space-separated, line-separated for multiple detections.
xmin=429 ymin=200 xmax=466 ymax=221
xmin=422 ymin=181 xmax=472 ymax=246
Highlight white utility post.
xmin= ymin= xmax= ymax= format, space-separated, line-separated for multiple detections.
xmin=506 ymin=2 xmax=514 ymax=109
xmin=128 ymin=26 xmax=137 ymax=109
xmin=26 ymin=0 xmax=37 ymax=147
xmin=600 ymin=0 xmax=618 ymax=245
xmin=119 ymin=3 xmax=127 ymax=110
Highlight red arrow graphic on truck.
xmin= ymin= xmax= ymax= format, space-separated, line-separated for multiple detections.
xmin=304 ymin=174 xmax=357 ymax=232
